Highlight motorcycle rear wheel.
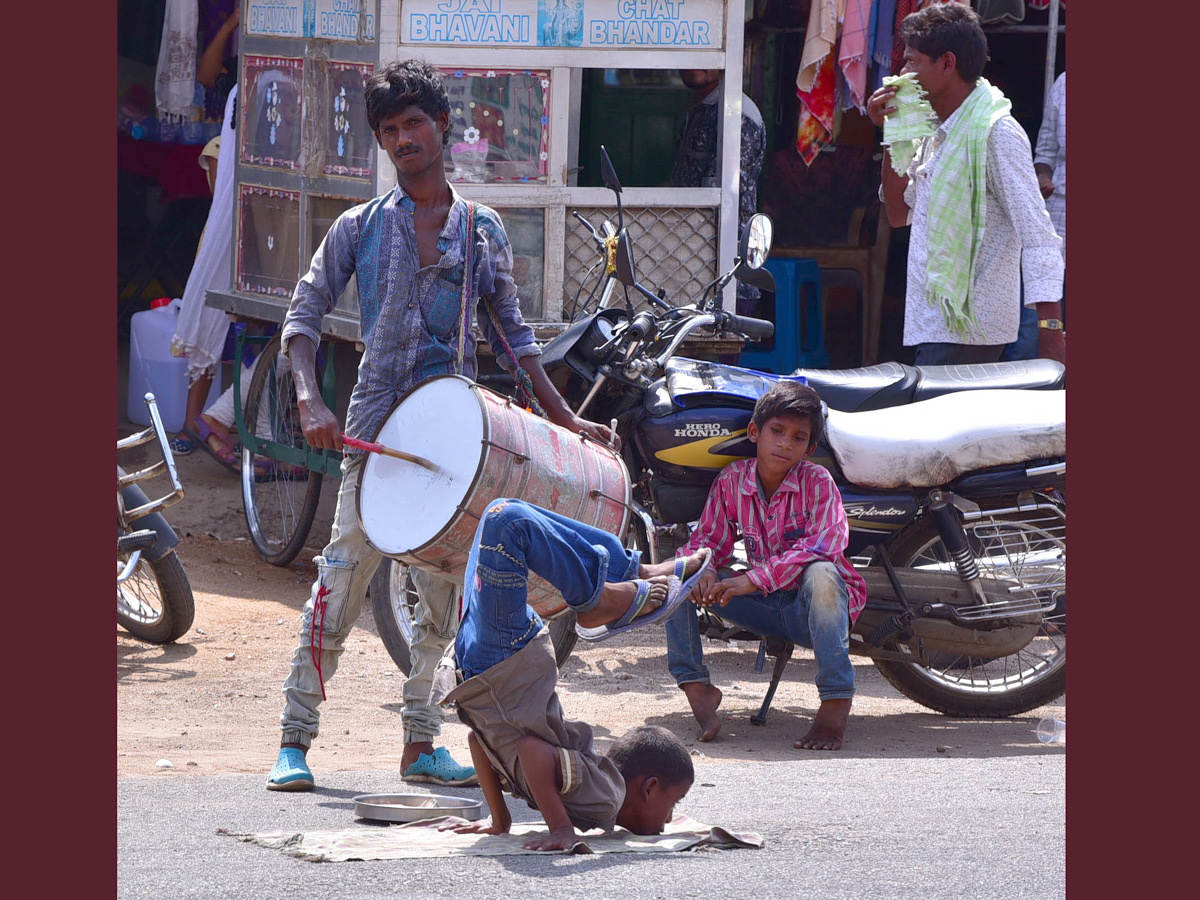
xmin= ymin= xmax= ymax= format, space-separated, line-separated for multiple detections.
xmin=870 ymin=496 xmax=1066 ymax=717
xmin=369 ymin=558 xmax=579 ymax=676
xmin=241 ymin=335 xmax=323 ymax=566
xmin=117 ymin=540 xmax=195 ymax=644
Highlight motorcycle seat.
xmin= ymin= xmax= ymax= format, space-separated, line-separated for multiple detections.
xmin=824 ymin=388 xmax=1066 ymax=489
xmin=913 ymin=359 xmax=1065 ymax=402
xmin=792 ymin=362 xmax=918 ymax=411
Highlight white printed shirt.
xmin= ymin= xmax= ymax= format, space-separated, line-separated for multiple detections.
xmin=1034 ymin=72 xmax=1066 ymax=260
xmin=901 ymin=85 xmax=1065 ymax=346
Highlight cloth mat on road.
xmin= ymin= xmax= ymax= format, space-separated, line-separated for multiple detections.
xmin=218 ymin=813 xmax=763 ymax=861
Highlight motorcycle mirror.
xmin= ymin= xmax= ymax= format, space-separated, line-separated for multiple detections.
xmin=614 ymin=231 xmax=636 ymax=286
xmin=734 ymin=263 xmax=776 ymax=293
xmin=738 ymin=213 xmax=773 ymax=269
xmin=599 ymin=146 xmax=623 ymax=194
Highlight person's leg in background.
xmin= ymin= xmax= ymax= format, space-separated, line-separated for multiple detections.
xmin=1001 ymin=278 xmax=1038 ymax=362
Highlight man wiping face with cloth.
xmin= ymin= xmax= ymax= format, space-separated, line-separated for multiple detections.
xmin=865 ymin=1 xmax=1065 ymax=368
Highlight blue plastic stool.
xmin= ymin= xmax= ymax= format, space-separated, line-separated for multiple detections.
xmin=737 ymin=256 xmax=828 ymax=374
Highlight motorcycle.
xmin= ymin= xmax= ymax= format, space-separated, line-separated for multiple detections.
xmin=118 ymin=393 xmax=195 ymax=644
xmin=373 ymin=148 xmax=1065 ymax=719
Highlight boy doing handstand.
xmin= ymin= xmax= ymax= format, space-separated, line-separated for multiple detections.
xmin=435 ymin=499 xmax=711 ymax=850
xmin=664 ymin=381 xmax=867 ymax=750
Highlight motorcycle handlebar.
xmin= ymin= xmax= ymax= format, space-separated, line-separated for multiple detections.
xmin=719 ymin=312 xmax=774 ymax=341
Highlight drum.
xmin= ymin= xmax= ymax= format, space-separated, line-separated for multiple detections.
xmin=356 ymin=375 xmax=632 ymax=619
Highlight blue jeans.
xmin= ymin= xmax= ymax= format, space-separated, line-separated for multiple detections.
xmin=664 ymin=561 xmax=856 ymax=701
xmin=1002 ymin=303 xmax=1039 ymax=362
xmin=454 ymin=499 xmax=641 ymax=680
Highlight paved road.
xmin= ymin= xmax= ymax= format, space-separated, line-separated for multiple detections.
xmin=118 ymin=753 xmax=1064 ymax=899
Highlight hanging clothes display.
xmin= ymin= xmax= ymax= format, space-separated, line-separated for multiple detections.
xmin=839 ymin=0 xmax=873 ymax=112
xmin=869 ymin=0 xmax=898 ymax=94
xmin=796 ymin=0 xmax=845 ymax=93
xmin=795 ymin=52 xmax=839 ymax=165
xmin=155 ymin=0 xmax=199 ymax=123
xmin=974 ymin=0 xmax=1026 ymax=25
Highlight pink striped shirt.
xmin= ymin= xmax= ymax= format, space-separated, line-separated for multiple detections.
xmin=678 ymin=458 xmax=867 ymax=623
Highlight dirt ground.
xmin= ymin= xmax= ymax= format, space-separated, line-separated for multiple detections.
xmin=117 ymin=438 xmax=1066 ymax=780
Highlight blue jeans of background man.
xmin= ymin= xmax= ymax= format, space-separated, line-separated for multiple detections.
xmin=664 ymin=561 xmax=855 ymax=701
xmin=454 ymin=499 xmax=642 ymax=680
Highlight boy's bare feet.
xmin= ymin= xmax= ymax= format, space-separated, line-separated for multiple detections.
xmin=640 ymin=547 xmax=711 ymax=583
xmin=794 ymin=698 xmax=852 ymax=751
xmin=681 ymin=681 xmax=723 ymax=742
xmin=574 ymin=577 xmax=672 ymax=629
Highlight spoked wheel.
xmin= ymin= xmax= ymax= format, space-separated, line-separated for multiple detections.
xmin=870 ymin=495 xmax=1066 ymax=717
xmin=117 ymin=529 xmax=195 ymax=644
xmin=241 ymin=334 xmax=323 ymax=566
xmin=369 ymin=558 xmax=579 ymax=675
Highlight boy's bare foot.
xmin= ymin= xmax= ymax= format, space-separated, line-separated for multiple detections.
xmin=794 ymin=698 xmax=852 ymax=751
xmin=640 ymin=547 xmax=711 ymax=582
xmin=681 ymin=681 xmax=723 ymax=742
xmin=574 ymin=576 xmax=671 ymax=629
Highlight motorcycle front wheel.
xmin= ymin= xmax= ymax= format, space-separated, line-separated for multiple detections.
xmin=117 ymin=536 xmax=195 ymax=644
xmin=241 ymin=334 xmax=323 ymax=566
xmin=870 ymin=496 xmax=1066 ymax=717
xmin=369 ymin=558 xmax=578 ymax=676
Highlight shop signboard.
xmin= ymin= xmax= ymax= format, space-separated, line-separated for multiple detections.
xmin=401 ymin=0 xmax=722 ymax=49
xmin=245 ymin=0 xmax=377 ymax=42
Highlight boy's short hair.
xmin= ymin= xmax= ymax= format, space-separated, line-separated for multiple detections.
xmin=607 ymin=725 xmax=693 ymax=788
xmin=751 ymin=380 xmax=824 ymax=447
xmin=899 ymin=2 xmax=989 ymax=83
xmin=364 ymin=59 xmax=452 ymax=144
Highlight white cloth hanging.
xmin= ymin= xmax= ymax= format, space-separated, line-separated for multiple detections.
xmin=171 ymin=86 xmax=237 ymax=382
xmin=155 ymin=0 xmax=199 ymax=122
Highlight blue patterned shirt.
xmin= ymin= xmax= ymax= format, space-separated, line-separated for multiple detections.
xmin=281 ymin=185 xmax=541 ymax=448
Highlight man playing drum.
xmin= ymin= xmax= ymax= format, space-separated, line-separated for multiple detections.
xmin=267 ymin=60 xmax=615 ymax=792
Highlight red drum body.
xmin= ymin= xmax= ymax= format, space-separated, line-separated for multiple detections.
xmin=356 ymin=376 xmax=631 ymax=619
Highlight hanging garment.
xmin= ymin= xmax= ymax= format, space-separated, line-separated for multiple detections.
xmin=839 ymin=0 xmax=873 ymax=112
xmin=869 ymin=0 xmax=898 ymax=93
xmin=171 ymin=87 xmax=238 ymax=382
xmin=796 ymin=53 xmax=839 ymax=166
xmin=155 ymin=0 xmax=199 ymax=123
xmin=797 ymin=0 xmax=846 ymax=93
xmin=891 ymin=0 xmax=918 ymax=75
xmin=975 ymin=0 xmax=1026 ymax=25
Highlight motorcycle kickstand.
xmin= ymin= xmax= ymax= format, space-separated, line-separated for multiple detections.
xmin=750 ymin=638 xmax=795 ymax=726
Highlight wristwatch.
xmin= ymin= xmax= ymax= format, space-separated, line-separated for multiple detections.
xmin=1037 ymin=319 xmax=1064 ymax=331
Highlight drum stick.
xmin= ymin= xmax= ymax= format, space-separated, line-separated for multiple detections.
xmin=341 ymin=434 xmax=440 ymax=472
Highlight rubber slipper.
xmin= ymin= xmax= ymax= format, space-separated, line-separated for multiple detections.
xmin=185 ymin=422 xmax=239 ymax=474
xmin=575 ymin=549 xmax=712 ymax=643
xmin=168 ymin=434 xmax=196 ymax=455
xmin=266 ymin=747 xmax=314 ymax=791
xmin=401 ymin=747 xmax=478 ymax=787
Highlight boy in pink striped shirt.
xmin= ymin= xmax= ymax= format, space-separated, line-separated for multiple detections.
xmin=664 ymin=380 xmax=867 ymax=750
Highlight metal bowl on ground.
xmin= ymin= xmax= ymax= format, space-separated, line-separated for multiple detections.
xmin=351 ymin=792 xmax=485 ymax=823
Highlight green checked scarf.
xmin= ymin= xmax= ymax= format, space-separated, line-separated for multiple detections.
xmin=882 ymin=73 xmax=936 ymax=177
xmin=922 ymin=79 xmax=1011 ymax=339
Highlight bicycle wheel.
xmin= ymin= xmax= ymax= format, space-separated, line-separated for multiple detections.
xmin=241 ymin=334 xmax=323 ymax=566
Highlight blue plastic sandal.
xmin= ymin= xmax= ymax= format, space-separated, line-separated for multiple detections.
xmin=168 ymin=434 xmax=196 ymax=455
xmin=266 ymin=747 xmax=315 ymax=791
xmin=575 ymin=549 xmax=713 ymax=643
xmin=402 ymin=747 xmax=478 ymax=787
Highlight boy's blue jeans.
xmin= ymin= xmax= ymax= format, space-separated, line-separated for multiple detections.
xmin=454 ymin=499 xmax=641 ymax=680
xmin=664 ymin=561 xmax=856 ymax=701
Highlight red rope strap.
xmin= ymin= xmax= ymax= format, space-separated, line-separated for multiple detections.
xmin=311 ymin=585 xmax=330 ymax=700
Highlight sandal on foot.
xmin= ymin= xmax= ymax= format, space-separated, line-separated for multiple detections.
xmin=266 ymin=747 xmax=314 ymax=791
xmin=186 ymin=421 xmax=239 ymax=474
xmin=575 ymin=549 xmax=712 ymax=643
xmin=402 ymin=747 xmax=478 ymax=787
xmin=168 ymin=434 xmax=196 ymax=455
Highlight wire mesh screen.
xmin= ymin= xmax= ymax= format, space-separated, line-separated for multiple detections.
xmin=562 ymin=207 xmax=718 ymax=320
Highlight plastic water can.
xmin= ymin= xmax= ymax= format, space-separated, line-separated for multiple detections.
xmin=127 ymin=298 xmax=222 ymax=434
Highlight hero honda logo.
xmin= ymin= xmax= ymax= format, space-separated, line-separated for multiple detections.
xmin=674 ymin=422 xmax=732 ymax=438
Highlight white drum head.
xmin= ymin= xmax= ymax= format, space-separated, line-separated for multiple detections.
xmin=358 ymin=377 xmax=484 ymax=556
